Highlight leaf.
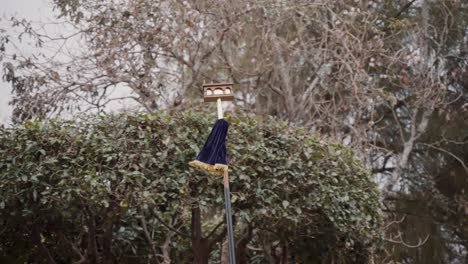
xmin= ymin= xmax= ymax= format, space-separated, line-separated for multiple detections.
xmin=120 ymin=200 xmax=128 ymax=208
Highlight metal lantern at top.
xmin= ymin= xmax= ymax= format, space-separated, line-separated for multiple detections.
xmin=203 ymin=83 xmax=234 ymax=102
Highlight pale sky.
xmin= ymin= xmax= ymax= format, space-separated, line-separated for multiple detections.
xmin=0 ymin=0 xmax=54 ymax=124
xmin=0 ymin=0 xmax=142 ymax=124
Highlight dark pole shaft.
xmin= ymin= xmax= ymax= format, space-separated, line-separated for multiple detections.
xmin=223 ymin=170 xmax=236 ymax=264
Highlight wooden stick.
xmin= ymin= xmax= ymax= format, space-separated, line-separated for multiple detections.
xmin=217 ymin=98 xmax=223 ymax=119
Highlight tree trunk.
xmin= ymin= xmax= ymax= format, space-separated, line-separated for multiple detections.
xmin=192 ymin=241 xmax=210 ymax=264
xmin=101 ymin=210 xmax=117 ymax=264
xmin=31 ymin=224 xmax=57 ymax=264
xmin=191 ymin=181 xmax=210 ymax=264
xmin=83 ymin=206 xmax=99 ymax=263
xmin=280 ymin=243 xmax=288 ymax=264
xmin=220 ymin=240 xmax=229 ymax=264
xmin=190 ymin=180 xmax=229 ymax=264
xmin=236 ymin=226 xmax=253 ymax=264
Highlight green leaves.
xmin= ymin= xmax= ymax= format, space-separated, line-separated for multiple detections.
xmin=0 ymin=110 xmax=381 ymax=262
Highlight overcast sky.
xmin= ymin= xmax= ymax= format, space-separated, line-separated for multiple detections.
xmin=0 ymin=0 xmax=54 ymax=124
xmin=0 ymin=0 xmax=141 ymax=124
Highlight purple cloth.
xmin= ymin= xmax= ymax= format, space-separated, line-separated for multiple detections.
xmin=194 ymin=119 xmax=229 ymax=165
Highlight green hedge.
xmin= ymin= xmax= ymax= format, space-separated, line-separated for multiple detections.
xmin=0 ymin=110 xmax=380 ymax=263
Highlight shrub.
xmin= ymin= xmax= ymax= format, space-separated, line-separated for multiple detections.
xmin=0 ymin=110 xmax=380 ymax=263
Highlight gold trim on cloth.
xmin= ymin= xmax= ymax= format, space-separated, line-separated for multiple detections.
xmin=189 ymin=160 xmax=228 ymax=176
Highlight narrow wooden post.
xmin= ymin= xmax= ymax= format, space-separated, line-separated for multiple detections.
xmin=217 ymin=98 xmax=223 ymax=119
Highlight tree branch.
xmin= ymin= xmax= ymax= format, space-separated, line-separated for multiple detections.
xmin=395 ymin=0 xmax=419 ymax=18
xmin=153 ymin=212 xmax=189 ymax=238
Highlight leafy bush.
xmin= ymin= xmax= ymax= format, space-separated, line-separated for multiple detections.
xmin=0 ymin=110 xmax=380 ymax=263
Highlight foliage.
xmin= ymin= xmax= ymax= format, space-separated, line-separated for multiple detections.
xmin=2 ymin=0 xmax=467 ymax=262
xmin=0 ymin=109 xmax=380 ymax=263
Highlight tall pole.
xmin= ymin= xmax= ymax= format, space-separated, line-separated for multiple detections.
xmin=217 ymin=98 xmax=236 ymax=264
xmin=223 ymin=170 xmax=236 ymax=264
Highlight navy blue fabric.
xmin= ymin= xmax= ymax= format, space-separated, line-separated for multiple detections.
xmin=195 ymin=119 xmax=229 ymax=165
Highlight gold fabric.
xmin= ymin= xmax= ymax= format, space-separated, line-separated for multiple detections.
xmin=189 ymin=160 xmax=228 ymax=176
